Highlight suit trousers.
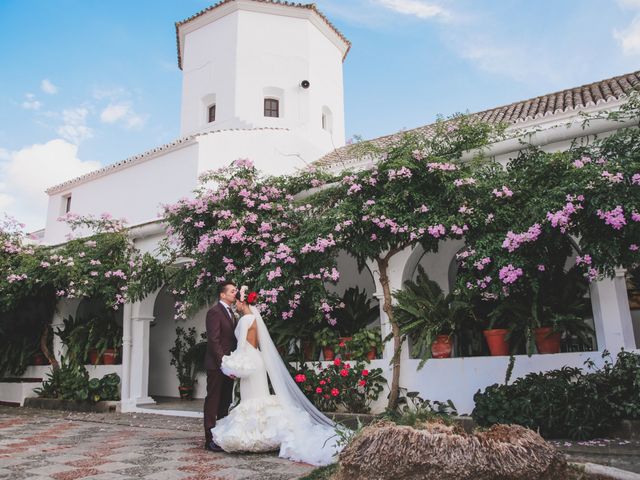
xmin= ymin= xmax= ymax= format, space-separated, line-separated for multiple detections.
xmin=204 ymin=369 xmax=234 ymax=444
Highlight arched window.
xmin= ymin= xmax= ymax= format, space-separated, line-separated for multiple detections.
xmin=321 ymin=106 xmax=333 ymax=133
xmin=264 ymin=98 xmax=279 ymax=118
xmin=208 ymin=104 xmax=216 ymax=123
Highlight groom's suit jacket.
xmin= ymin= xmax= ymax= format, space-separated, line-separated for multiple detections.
xmin=204 ymin=302 xmax=237 ymax=371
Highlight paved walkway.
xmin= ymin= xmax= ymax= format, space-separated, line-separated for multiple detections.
xmin=0 ymin=406 xmax=314 ymax=480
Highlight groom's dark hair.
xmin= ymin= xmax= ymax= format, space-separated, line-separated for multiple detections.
xmin=217 ymin=281 xmax=236 ymax=298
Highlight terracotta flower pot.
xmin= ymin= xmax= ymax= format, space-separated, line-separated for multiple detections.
xmin=88 ymin=348 xmax=101 ymax=365
xmin=102 ymin=349 xmax=118 ymax=365
xmin=31 ymin=353 xmax=48 ymax=365
xmin=366 ymin=347 xmax=377 ymax=361
xmin=431 ymin=335 xmax=453 ymax=359
xmin=483 ymin=329 xmax=510 ymax=356
xmin=534 ymin=327 xmax=562 ymax=354
xmin=322 ymin=346 xmax=335 ymax=361
xmin=178 ymin=386 xmax=194 ymax=400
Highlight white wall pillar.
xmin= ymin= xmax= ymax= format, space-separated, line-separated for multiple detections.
xmin=590 ymin=268 xmax=637 ymax=353
xmin=128 ymin=304 xmax=156 ymax=405
xmin=119 ymin=302 xmax=134 ymax=411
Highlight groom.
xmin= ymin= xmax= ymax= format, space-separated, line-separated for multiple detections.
xmin=203 ymin=281 xmax=238 ymax=452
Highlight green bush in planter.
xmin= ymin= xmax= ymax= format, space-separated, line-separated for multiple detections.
xmin=35 ymin=360 xmax=121 ymax=403
xmin=88 ymin=373 xmax=120 ymax=402
xmin=35 ymin=360 xmax=90 ymax=401
xmin=472 ymin=350 xmax=640 ymax=439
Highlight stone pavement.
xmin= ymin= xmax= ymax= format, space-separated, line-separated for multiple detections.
xmin=0 ymin=406 xmax=314 ymax=480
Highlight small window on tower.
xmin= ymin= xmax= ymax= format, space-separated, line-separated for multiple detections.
xmin=62 ymin=194 xmax=72 ymax=214
xmin=208 ymin=104 xmax=216 ymax=123
xmin=264 ymin=98 xmax=279 ymax=118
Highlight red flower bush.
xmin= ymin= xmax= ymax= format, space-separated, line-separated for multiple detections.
xmin=292 ymin=361 xmax=385 ymax=413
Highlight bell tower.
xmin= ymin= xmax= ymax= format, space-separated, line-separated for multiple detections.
xmin=175 ymin=0 xmax=350 ymax=154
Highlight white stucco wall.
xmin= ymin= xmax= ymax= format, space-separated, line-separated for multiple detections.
xmin=196 ymin=128 xmax=330 ymax=176
xmin=149 ymin=287 xmax=211 ymax=399
xmin=43 ymin=144 xmax=199 ymax=245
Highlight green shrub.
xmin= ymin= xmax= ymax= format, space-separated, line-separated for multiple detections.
xmin=472 ymin=350 xmax=640 ymax=439
xmin=35 ymin=361 xmax=120 ymax=403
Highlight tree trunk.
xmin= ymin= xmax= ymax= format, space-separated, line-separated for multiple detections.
xmin=40 ymin=322 xmax=59 ymax=371
xmin=377 ymin=255 xmax=401 ymax=411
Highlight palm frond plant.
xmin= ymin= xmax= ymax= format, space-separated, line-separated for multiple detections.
xmin=394 ymin=266 xmax=471 ymax=368
xmin=333 ymin=286 xmax=379 ymax=336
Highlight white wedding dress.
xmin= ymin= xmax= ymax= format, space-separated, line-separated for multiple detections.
xmin=211 ymin=306 xmax=343 ymax=466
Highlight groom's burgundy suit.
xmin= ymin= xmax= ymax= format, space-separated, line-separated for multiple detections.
xmin=203 ymin=301 xmax=237 ymax=445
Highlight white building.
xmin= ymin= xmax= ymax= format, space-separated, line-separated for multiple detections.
xmin=4 ymin=0 xmax=638 ymax=415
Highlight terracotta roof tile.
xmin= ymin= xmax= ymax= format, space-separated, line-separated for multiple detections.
xmin=315 ymin=70 xmax=640 ymax=169
xmin=175 ymin=0 xmax=351 ymax=70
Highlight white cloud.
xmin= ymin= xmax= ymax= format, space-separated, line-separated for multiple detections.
xmin=0 ymin=139 xmax=101 ymax=230
xmin=614 ymin=15 xmax=640 ymax=55
xmin=617 ymin=0 xmax=640 ymax=8
xmin=375 ymin=0 xmax=448 ymax=20
xmin=100 ymin=103 xmax=129 ymax=123
xmin=55 ymin=107 xmax=93 ymax=144
xmin=41 ymin=79 xmax=58 ymax=94
xmin=100 ymin=102 xmax=146 ymax=129
xmin=22 ymin=93 xmax=41 ymax=110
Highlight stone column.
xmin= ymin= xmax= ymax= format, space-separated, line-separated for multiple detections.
xmin=590 ymin=268 xmax=637 ymax=353
xmin=128 ymin=308 xmax=156 ymax=406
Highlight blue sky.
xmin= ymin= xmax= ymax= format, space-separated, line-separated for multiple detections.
xmin=1 ymin=0 xmax=640 ymax=230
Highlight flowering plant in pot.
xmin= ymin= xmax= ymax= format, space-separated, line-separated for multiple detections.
xmin=394 ymin=266 xmax=471 ymax=367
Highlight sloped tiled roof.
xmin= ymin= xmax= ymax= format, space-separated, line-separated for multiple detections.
xmin=315 ymin=70 xmax=640 ymax=168
xmin=45 ymin=127 xmax=290 ymax=195
xmin=175 ymin=0 xmax=351 ymax=70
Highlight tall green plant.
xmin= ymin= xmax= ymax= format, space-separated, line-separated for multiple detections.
xmin=333 ymin=286 xmax=379 ymax=336
xmin=394 ymin=266 xmax=471 ymax=367
xmin=170 ymin=327 xmax=206 ymax=388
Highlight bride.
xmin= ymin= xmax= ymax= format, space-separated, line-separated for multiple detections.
xmin=211 ymin=287 xmax=344 ymax=466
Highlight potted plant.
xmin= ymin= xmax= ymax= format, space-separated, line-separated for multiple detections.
xmin=394 ymin=266 xmax=471 ymax=366
xmin=86 ymin=316 xmax=123 ymax=365
xmin=170 ymin=327 xmax=206 ymax=399
xmin=333 ymin=287 xmax=380 ymax=343
xmin=313 ymin=327 xmax=339 ymax=361
xmin=533 ymin=266 xmax=594 ymax=354
xmin=483 ymin=297 xmax=532 ymax=356
xmin=55 ymin=315 xmax=91 ymax=366
xmin=350 ymin=328 xmax=383 ymax=361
